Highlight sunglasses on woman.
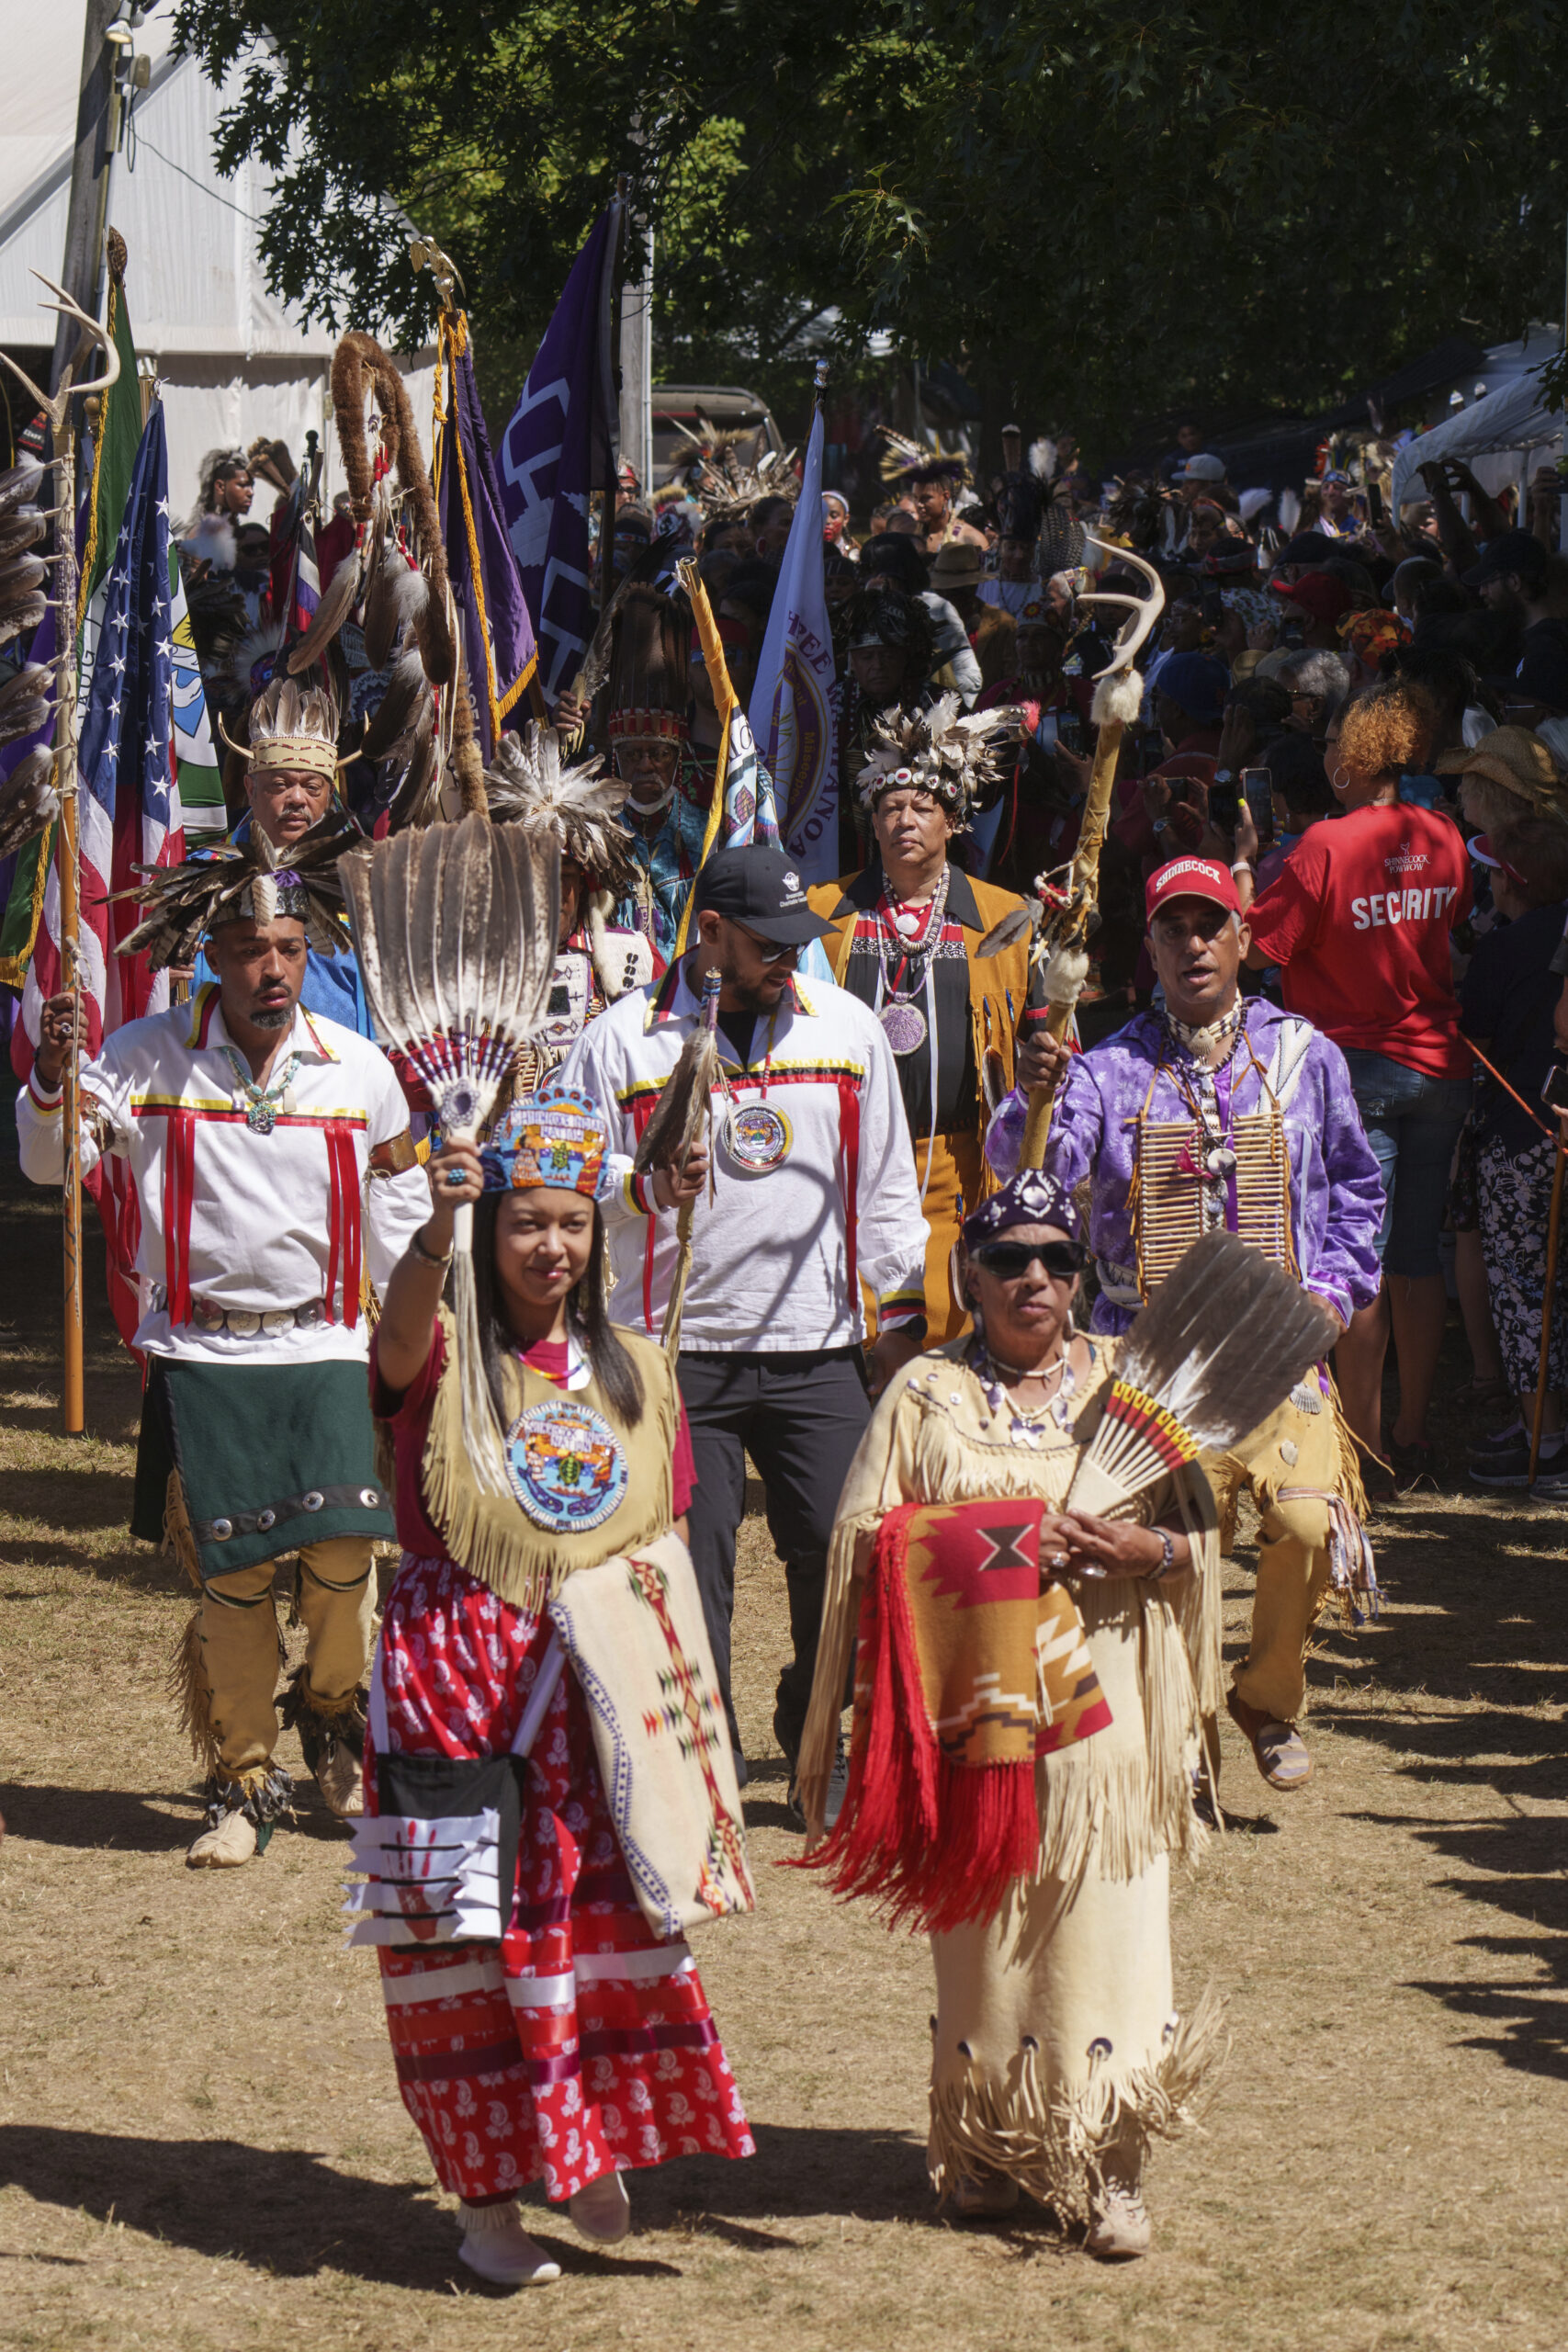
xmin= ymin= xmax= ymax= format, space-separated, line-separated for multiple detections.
xmin=970 ymin=1238 xmax=1088 ymax=1280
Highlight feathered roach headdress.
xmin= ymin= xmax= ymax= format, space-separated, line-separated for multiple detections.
xmin=607 ymin=582 xmax=691 ymax=746
xmin=485 ymin=722 xmax=636 ymax=896
xmin=110 ymin=812 xmax=360 ymax=973
xmin=671 ymin=412 xmax=797 ymax=524
xmin=855 ymin=694 xmax=1023 ymax=826
xmin=878 ymin=427 xmax=972 ymax=492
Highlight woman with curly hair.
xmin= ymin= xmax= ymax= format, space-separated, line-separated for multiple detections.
xmin=1236 ymin=681 xmax=1472 ymax=1489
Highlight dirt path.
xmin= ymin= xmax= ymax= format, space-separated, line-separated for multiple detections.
xmin=2 ymin=1140 xmax=1565 ymax=2351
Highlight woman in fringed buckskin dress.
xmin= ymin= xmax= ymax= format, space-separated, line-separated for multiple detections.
xmin=798 ymin=1170 xmax=1224 ymax=2259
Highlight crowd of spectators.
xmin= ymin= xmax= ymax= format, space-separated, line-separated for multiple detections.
xmin=623 ymin=423 xmax=1568 ymax=1498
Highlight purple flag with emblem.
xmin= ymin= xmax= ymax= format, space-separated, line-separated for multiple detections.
xmin=437 ymin=317 xmax=538 ymax=762
xmin=498 ymin=201 xmax=621 ymax=703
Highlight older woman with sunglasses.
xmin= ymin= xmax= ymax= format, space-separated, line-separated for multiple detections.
xmin=798 ymin=1170 xmax=1223 ymax=2260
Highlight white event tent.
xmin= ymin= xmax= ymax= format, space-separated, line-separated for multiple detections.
xmin=1391 ymin=332 xmax=1564 ymax=515
xmin=0 ymin=0 xmax=432 ymax=519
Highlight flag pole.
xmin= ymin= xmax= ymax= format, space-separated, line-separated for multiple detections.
xmin=599 ymin=177 xmax=628 ymax=623
xmin=0 ymin=269 xmax=123 ymax=1436
xmin=55 ymin=409 xmax=85 ymax=1436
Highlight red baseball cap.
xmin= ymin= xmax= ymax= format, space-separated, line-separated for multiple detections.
xmin=1269 ymin=571 xmax=1353 ymax=625
xmin=1145 ymin=855 xmax=1242 ymax=922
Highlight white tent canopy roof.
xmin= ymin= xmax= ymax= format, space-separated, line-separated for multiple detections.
xmin=1392 ymin=345 xmax=1564 ymax=511
xmin=0 ymin=2 xmax=433 ymax=515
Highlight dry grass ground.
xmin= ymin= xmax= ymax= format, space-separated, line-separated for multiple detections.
xmin=2 ymin=1118 xmax=1566 ymax=2350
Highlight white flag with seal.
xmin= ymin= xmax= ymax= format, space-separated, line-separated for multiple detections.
xmin=749 ymin=407 xmax=839 ymax=882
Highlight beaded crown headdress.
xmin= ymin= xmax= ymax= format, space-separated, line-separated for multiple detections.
xmin=480 ymin=1082 xmax=613 ymax=1202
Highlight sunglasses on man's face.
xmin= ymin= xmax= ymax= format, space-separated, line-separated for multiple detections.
xmin=970 ymin=1238 xmax=1088 ymax=1281
xmin=736 ymin=925 xmax=802 ymax=964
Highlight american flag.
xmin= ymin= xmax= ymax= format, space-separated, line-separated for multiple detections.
xmin=13 ymin=401 xmax=186 ymax=1350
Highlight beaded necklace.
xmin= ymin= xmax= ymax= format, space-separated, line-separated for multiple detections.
xmin=220 ymin=1043 xmax=302 ymax=1135
xmin=967 ymin=1333 xmax=1081 ymax=1442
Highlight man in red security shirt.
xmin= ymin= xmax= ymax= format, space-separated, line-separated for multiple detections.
xmin=1234 ymin=683 xmax=1471 ymax=1492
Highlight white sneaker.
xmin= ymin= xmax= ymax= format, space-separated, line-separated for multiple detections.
xmin=186 ymin=1809 xmax=257 ymax=1869
xmin=316 ymin=1741 xmax=365 ymax=1817
xmin=570 ymin=2168 xmax=630 ymax=2245
xmin=458 ymin=2201 xmax=560 ymax=2288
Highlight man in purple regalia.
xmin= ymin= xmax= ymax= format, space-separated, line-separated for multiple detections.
xmin=987 ymin=854 xmax=1385 ymax=1796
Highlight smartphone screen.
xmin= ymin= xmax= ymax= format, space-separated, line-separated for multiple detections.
xmin=1241 ymin=766 xmax=1273 ymax=842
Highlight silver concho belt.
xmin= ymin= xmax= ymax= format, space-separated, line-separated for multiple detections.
xmin=185 ymin=1296 xmax=328 ymax=1339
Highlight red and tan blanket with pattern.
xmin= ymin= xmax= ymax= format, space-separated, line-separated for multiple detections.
xmin=810 ymin=1498 xmax=1112 ymax=1931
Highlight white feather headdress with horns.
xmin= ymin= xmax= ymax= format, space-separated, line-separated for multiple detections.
xmin=854 ymin=695 xmax=1024 ymax=827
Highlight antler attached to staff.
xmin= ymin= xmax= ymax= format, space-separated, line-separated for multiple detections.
xmin=979 ymin=536 xmax=1165 ymax=1167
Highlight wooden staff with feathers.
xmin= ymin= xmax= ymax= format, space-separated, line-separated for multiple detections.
xmin=631 ymin=968 xmax=723 ymax=1354
xmin=979 ymin=537 xmax=1165 ymax=1166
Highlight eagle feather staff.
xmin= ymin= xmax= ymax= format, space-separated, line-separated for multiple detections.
xmin=632 ymin=968 xmax=724 ymax=1355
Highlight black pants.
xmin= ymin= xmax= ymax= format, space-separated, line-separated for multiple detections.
xmin=677 ymin=1347 xmax=872 ymax=1765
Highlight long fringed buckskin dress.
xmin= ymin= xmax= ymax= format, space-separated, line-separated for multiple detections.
xmin=798 ymin=1335 xmax=1225 ymax=2220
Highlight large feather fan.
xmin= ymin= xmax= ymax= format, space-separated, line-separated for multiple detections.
xmin=337 ymin=816 xmax=561 ymax=1492
xmin=484 ymin=722 xmax=636 ymax=896
xmin=854 ymin=694 xmax=1023 ymax=813
xmin=1066 ymin=1230 xmax=1337 ymax=1520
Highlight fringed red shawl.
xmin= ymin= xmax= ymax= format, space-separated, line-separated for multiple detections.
xmin=807 ymin=1498 xmax=1112 ymax=1932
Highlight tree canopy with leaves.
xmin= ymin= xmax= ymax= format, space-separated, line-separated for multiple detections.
xmin=174 ymin=0 xmax=1568 ymax=446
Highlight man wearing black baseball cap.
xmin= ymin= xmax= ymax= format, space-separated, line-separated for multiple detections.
xmin=563 ymin=843 xmax=928 ymax=1822
xmin=1464 ymin=526 xmax=1561 ymax=681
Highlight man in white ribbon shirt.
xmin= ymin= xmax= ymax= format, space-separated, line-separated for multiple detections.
xmin=564 ymin=845 xmax=928 ymax=1820
xmin=17 ymin=837 xmax=428 ymax=1869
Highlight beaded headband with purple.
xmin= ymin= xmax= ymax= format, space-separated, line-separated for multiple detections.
xmin=962 ymin=1169 xmax=1082 ymax=1250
